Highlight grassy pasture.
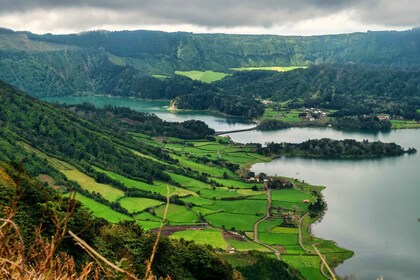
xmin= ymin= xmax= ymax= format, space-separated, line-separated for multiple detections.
xmin=135 ymin=212 xmax=162 ymax=222
xmin=154 ymin=204 xmax=198 ymax=224
xmin=118 ymin=197 xmax=163 ymax=213
xmin=230 ymin=66 xmax=306 ymax=72
xmin=181 ymin=196 xmax=214 ymax=206
xmin=261 ymin=108 xmax=302 ymax=122
xmin=65 ymin=192 xmax=131 ymax=223
xmin=202 ymin=199 xmax=266 ymax=215
xmin=205 ymin=212 xmax=261 ymax=231
xmin=258 ymin=218 xmax=284 ymax=233
xmin=227 ymin=239 xmax=271 ymax=252
xmin=135 ymin=220 xmax=163 ymax=230
xmin=97 ymin=168 xmax=194 ymax=197
xmin=259 ymin=233 xmax=298 ymax=246
xmin=271 ymin=200 xmax=309 ymax=213
xmin=191 ymin=206 xmax=218 ymax=216
xmin=281 ymin=255 xmax=324 ymax=280
xmin=63 ymin=169 xmax=124 ymax=202
xmin=270 ymin=189 xmax=314 ymax=203
xmin=211 ymin=178 xmax=263 ymax=189
xmin=172 ymin=154 xmax=235 ymax=177
xmin=390 ymin=119 xmax=420 ymax=129
xmin=175 ymin=70 xmax=229 ymax=83
xmin=170 ymin=228 xmax=227 ymax=249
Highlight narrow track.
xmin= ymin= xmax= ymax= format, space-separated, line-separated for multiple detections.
xmin=252 ymin=186 xmax=281 ymax=260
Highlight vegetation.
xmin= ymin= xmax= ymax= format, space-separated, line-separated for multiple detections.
xmin=172 ymin=92 xmax=265 ymax=117
xmin=0 ymin=79 xmax=357 ymax=279
xmin=175 ymin=70 xmax=229 ymax=83
xmin=258 ymin=138 xmax=414 ymax=158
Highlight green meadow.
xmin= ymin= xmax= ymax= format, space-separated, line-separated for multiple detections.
xmin=175 ymin=70 xmax=229 ymax=83
xmin=230 ymin=66 xmax=306 ymax=72
xmin=170 ymin=228 xmax=227 ymax=249
xmin=65 ymin=192 xmax=131 ymax=223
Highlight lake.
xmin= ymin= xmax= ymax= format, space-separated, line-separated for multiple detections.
xmin=42 ymin=96 xmax=255 ymax=132
xmin=235 ymin=128 xmax=420 ymax=280
xmin=43 ymin=96 xmax=420 ymax=279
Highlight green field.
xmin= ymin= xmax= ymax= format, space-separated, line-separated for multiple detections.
xmin=390 ymin=119 xmax=420 ymax=129
xmin=261 ymin=108 xmax=302 ymax=122
xmin=259 ymin=232 xmax=298 ymax=246
xmin=211 ymin=178 xmax=263 ymax=189
xmin=227 ymin=239 xmax=271 ymax=252
xmin=230 ymin=66 xmax=306 ymax=72
xmin=170 ymin=228 xmax=227 ymax=249
xmin=205 ymin=212 xmax=261 ymax=231
xmin=118 ymin=197 xmax=163 ymax=213
xmin=172 ymin=154 xmax=235 ymax=177
xmin=202 ymin=199 xmax=266 ymax=215
xmin=154 ymin=204 xmax=198 ymax=224
xmin=65 ymin=192 xmax=131 ymax=223
xmin=282 ymin=255 xmax=324 ymax=280
xmin=63 ymin=168 xmax=124 ymax=202
xmin=270 ymin=189 xmax=314 ymax=203
xmin=175 ymin=70 xmax=229 ymax=83
xmin=96 ymin=167 xmax=194 ymax=197
xmin=257 ymin=218 xmax=284 ymax=232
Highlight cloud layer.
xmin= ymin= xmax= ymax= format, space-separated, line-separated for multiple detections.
xmin=0 ymin=0 xmax=417 ymax=34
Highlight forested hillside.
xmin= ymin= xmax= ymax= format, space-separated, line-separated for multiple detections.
xmin=1 ymin=28 xmax=420 ymax=100
xmin=0 ymin=79 xmax=310 ymax=279
xmin=216 ymin=65 xmax=420 ymax=119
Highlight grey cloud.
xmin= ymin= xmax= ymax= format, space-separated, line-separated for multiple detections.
xmin=0 ymin=0 xmax=417 ymax=30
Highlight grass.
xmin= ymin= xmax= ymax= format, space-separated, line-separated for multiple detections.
xmin=65 ymin=192 xmax=131 ymax=223
xmin=118 ymin=197 xmax=163 ymax=213
xmin=227 ymin=239 xmax=271 ymax=252
xmin=191 ymin=206 xmax=219 ymax=216
xmin=211 ymin=178 xmax=263 ymax=189
xmin=270 ymin=189 xmax=314 ymax=203
xmin=281 ymin=255 xmax=324 ymax=280
xmin=182 ymin=196 xmax=214 ymax=205
xmin=134 ymin=212 xmax=162 ymax=222
xmin=62 ymin=169 xmax=124 ymax=202
xmin=257 ymin=218 xmax=284 ymax=233
xmin=259 ymin=233 xmax=298 ymax=246
xmin=175 ymin=70 xmax=229 ymax=83
xmin=230 ymin=66 xmax=306 ymax=72
xmin=205 ymin=212 xmax=261 ymax=231
xmin=154 ymin=204 xmax=198 ymax=224
xmin=135 ymin=220 xmax=163 ymax=230
xmin=172 ymin=154 xmax=235 ymax=177
xmin=95 ymin=167 xmax=194 ymax=197
xmin=390 ymin=119 xmax=420 ymax=129
xmin=260 ymin=108 xmax=302 ymax=122
xmin=151 ymin=74 xmax=167 ymax=79
xmin=170 ymin=228 xmax=227 ymax=249
xmin=202 ymin=199 xmax=266 ymax=215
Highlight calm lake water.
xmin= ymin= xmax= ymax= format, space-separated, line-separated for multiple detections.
xmin=42 ymin=96 xmax=255 ymax=132
xmin=234 ymin=128 xmax=420 ymax=280
xmin=43 ymin=96 xmax=420 ymax=279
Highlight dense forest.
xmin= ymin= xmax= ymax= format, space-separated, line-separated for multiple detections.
xmin=172 ymin=93 xmax=265 ymax=117
xmin=1 ymin=29 xmax=420 ymax=119
xmin=64 ymin=103 xmax=215 ymax=139
xmin=257 ymin=139 xmax=415 ymax=158
xmin=27 ymin=28 xmax=420 ymax=70
xmin=216 ymin=65 xmax=420 ymax=119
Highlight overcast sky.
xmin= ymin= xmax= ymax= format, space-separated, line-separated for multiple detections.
xmin=0 ymin=0 xmax=418 ymax=35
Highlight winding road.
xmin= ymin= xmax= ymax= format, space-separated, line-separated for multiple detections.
xmin=252 ymin=185 xmax=281 ymax=260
